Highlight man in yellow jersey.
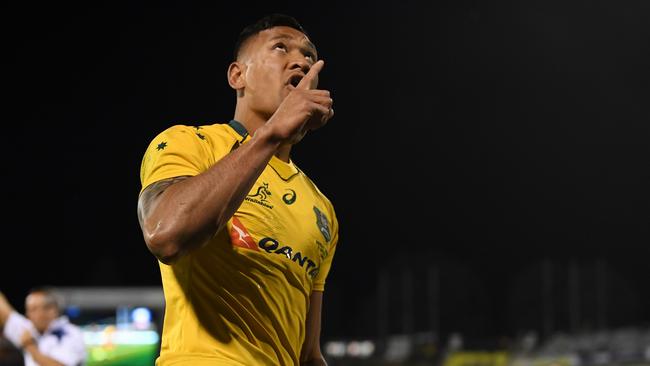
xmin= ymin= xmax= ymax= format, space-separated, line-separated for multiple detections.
xmin=137 ymin=14 xmax=337 ymax=366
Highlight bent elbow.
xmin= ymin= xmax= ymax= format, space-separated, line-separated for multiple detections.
xmin=153 ymin=246 xmax=181 ymax=265
xmin=141 ymin=216 xmax=217 ymax=264
xmin=144 ymin=232 xmax=183 ymax=265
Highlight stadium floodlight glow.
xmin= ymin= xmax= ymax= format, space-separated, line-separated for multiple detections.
xmin=346 ymin=340 xmax=375 ymax=358
xmin=347 ymin=341 xmax=360 ymax=357
xmin=324 ymin=341 xmax=346 ymax=358
xmin=83 ymin=328 xmax=160 ymax=345
xmin=131 ymin=307 xmax=153 ymax=329
xmin=358 ymin=340 xmax=375 ymax=358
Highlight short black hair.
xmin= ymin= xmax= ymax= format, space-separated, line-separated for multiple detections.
xmin=233 ymin=13 xmax=309 ymax=60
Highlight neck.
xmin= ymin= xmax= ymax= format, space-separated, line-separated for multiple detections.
xmin=233 ymin=103 xmax=266 ymax=136
xmin=233 ymin=103 xmax=292 ymax=163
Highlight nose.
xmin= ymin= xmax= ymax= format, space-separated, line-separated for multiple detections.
xmin=289 ymin=58 xmax=310 ymax=75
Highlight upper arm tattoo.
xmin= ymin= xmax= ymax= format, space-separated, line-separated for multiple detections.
xmin=137 ymin=176 xmax=190 ymax=229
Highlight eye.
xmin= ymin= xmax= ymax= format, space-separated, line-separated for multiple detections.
xmin=304 ymin=53 xmax=315 ymax=62
xmin=273 ymin=43 xmax=287 ymax=52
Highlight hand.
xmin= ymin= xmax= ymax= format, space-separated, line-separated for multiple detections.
xmin=20 ymin=329 xmax=36 ymax=349
xmin=265 ymin=60 xmax=334 ymax=145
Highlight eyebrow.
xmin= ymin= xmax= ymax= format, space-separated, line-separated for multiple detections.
xmin=269 ymin=34 xmax=318 ymax=56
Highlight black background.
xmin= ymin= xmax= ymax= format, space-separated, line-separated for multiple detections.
xmin=2 ymin=1 xmax=649 ymax=344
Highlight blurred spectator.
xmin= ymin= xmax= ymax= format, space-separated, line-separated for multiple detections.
xmin=0 ymin=289 xmax=86 ymax=366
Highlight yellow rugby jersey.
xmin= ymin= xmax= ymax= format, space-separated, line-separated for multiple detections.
xmin=139 ymin=120 xmax=339 ymax=366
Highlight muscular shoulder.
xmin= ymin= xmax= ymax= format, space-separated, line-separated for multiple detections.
xmin=193 ymin=123 xmax=243 ymax=155
xmin=147 ymin=123 xmax=236 ymax=146
xmin=155 ymin=123 xmax=242 ymax=156
xmin=142 ymin=124 xmax=208 ymax=158
xmin=140 ymin=123 xmax=240 ymax=189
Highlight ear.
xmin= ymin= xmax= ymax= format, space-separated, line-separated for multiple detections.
xmin=227 ymin=61 xmax=246 ymax=91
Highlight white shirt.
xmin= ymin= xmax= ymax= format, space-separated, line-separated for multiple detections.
xmin=3 ymin=311 xmax=86 ymax=366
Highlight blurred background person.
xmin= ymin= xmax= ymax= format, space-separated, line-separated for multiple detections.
xmin=0 ymin=289 xmax=86 ymax=366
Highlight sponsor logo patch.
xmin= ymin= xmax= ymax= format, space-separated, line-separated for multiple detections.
xmin=245 ymin=182 xmax=274 ymax=209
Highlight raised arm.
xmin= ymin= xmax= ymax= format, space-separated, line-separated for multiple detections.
xmin=137 ymin=130 xmax=280 ymax=264
xmin=137 ymin=60 xmax=333 ymax=265
xmin=0 ymin=291 xmax=15 ymax=326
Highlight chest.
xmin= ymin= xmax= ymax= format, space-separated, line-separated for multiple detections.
xmin=230 ymin=170 xmax=332 ymax=275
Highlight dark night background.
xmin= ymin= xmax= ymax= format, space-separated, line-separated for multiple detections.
xmin=2 ymin=1 xmax=649 ymax=346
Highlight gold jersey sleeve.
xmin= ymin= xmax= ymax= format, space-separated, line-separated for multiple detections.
xmin=140 ymin=125 xmax=226 ymax=192
xmin=138 ymin=121 xmax=339 ymax=366
xmin=311 ymin=195 xmax=339 ymax=292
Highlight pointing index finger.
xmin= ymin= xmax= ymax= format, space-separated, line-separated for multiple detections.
xmin=297 ymin=60 xmax=324 ymax=90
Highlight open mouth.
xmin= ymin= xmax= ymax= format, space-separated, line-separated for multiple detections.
xmin=289 ymin=75 xmax=303 ymax=88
